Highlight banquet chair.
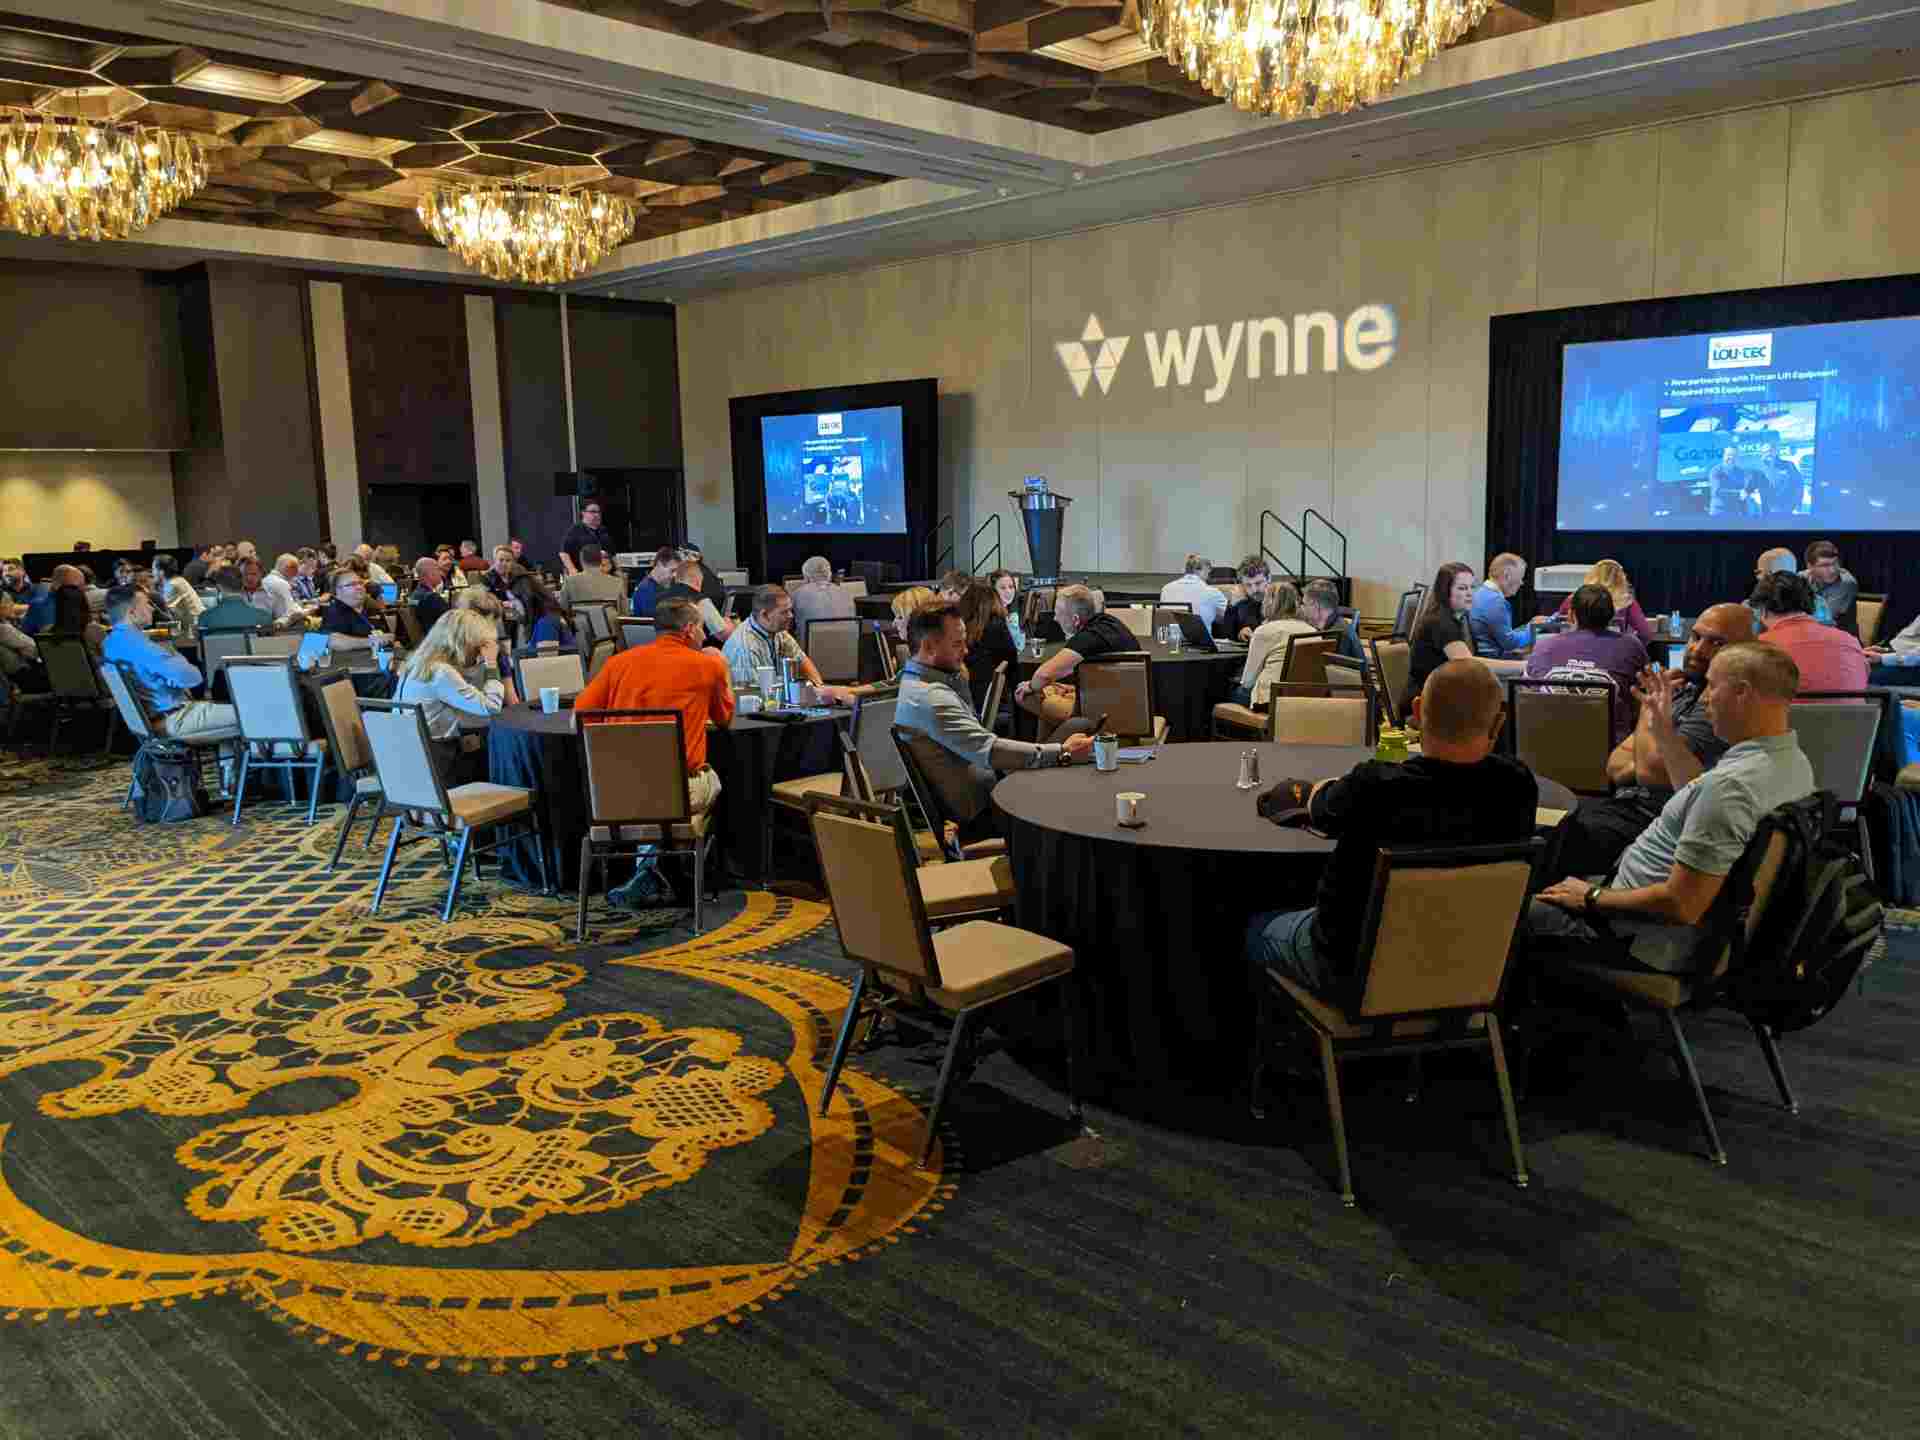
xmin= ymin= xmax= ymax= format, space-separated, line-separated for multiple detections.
xmin=1324 ymin=654 xmax=1377 ymax=744
xmin=1248 ymin=838 xmax=1541 ymax=1206
xmin=99 ymin=661 xmax=224 ymax=811
xmin=808 ymin=795 xmax=1080 ymax=1167
xmin=1505 ymin=678 xmax=1615 ymax=796
xmin=891 ymin=726 xmax=1009 ymax=864
xmin=313 ymin=674 xmax=383 ymax=870
xmin=576 ymin=709 xmax=714 ymax=939
xmin=873 ymin=628 xmax=898 ymax=680
xmin=1264 ymin=682 xmax=1370 ymax=746
xmin=29 ymin=634 xmax=116 ymax=756
xmin=1854 ymin=593 xmax=1886 ymax=647
xmin=840 ymin=695 xmax=966 ymax=866
xmin=1022 ymin=587 xmax=1055 ymax=638
xmin=1390 ymin=587 xmax=1425 ymax=639
xmin=1367 ymin=636 xmax=1413 ymax=728
xmin=764 ymin=734 xmax=848 ymax=881
xmin=1789 ymin=690 xmax=1886 ymax=880
xmin=812 ymin=790 xmax=1013 ymax=925
xmin=359 ymin=699 xmax=547 ymax=921
xmin=978 ymin=660 xmax=1009 ymax=727
xmin=396 ymin=603 xmax=426 ymax=649
xmin=572 ymin=602 xmax=617 ymax=650
xmin=585 ymin=636 xmax=617 ymax=683
xmin=805 ymin=617 xmax=863 ymax=684
xmin=1074 ymin=653 xmax=1167 ymax=747
xmin=226 ymin=657 xmax=329 ymax=827
xmin=248 ymin=632 xmax=305 ymax=659
xmin=1281 ymin=632 xmax=1340 ymax=689
xmin=198 ymin=629 xmax=255 ymax=690
xmin=619 ymin=617 xmax=657 ymax=649
xmin=1111 ymin=605 xmax=1155 ymax=639
xmin=520 ymin=652 xmax=586 ymax=699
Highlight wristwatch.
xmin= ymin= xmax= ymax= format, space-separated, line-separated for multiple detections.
xmin=1582 ymin=883 xmax=1604 ymax=914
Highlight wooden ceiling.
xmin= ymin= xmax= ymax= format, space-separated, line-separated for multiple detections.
xmin=0 ymin=14 xmax=889 ymax=248
xmin=556 ymin=0 xmax=1655 ymax=134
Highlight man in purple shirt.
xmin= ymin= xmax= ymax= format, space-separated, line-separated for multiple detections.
xmin=1524 ymin=583 xmax=1649 ymax=733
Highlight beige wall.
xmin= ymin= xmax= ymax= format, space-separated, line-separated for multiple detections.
xmin=0 ymin=453 xmax=179 ymax=555
xmin=679 ymin=79 xmax=1920 ymax=614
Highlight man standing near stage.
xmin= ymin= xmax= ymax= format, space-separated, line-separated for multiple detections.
xmin=560 ymin=500 xmax=611 ymax=576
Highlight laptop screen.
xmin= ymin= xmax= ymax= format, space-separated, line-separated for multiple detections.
xmin=379 ymin=583 xmax=399 ymax=604
xmin=296 ymin=632 xmax=332 ymax=670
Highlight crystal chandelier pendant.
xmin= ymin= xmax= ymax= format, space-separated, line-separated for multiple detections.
xmin=418 ymin=184 xmax=638 ymax=286
xmin=1139 ymin=0 xmax=1493 ymax=119
xmin=0 ymin=109 xmax=207 ymax=241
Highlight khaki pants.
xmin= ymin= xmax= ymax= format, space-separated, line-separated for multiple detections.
xmin=160 ymin=700 xmax=240 ymax=742
xmin=687 ymin=765 xmax=722 ymax=812
xmin=1015 ymin=683 xmax=1076 ymax=730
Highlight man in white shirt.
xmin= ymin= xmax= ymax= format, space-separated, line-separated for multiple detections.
xmin=263 ymin=554 xmax=302 ymax=619
xmin=790 ymin=555 xmax=855 ymax=639
xmin=241 ymin=558 xmax=296 ymax=626
xmin=1159 ymin=554 xmax=1229 ymax=632
xmin=355 ymin=543 xmax=395 ymax=589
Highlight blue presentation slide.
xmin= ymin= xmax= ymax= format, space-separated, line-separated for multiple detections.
xmin=761 ymin=406 xmax=908 ymax=535
xmin=1557 ymin=314 xmax=1920 ymax=530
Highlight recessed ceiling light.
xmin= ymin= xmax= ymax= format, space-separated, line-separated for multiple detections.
xmin=292 ymin=130 xmax=411 ymax=161
xmin=178 ymin=64 xmax=325 ymax=105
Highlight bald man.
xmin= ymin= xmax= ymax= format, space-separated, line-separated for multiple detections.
xmin=1245 ymin=660 xmax=1539 ymax=1000
xmin=1553 ymin=602 xmax=1756 ymax=878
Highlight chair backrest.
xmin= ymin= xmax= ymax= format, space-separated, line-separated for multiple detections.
xmin=1854 ymin=593 xmax=1886 ymax=647
xmin=1074 ymin=653 xmax=1155 ymax=741
xmin=805 ymin=617 xmax=863 ymax=684
xmin=578 ymin=709 xmax=691 ymax=825
xmin=1265 ymin=686 xmax=1369 ymax=746
xmin=1351 ymin=841 xmax=1541 ymax=1019
xmin=851 ymin=693 xmax=906 ymax=797
xmin=397 ymin=603 xmax=426 ymax=648
xmin=226 ymin=657 xmax=312 ymax=745
xmin=807 ymin=794 xmax=940 ymax=986
xmin=1507 ymin=679 xmax=1614 ymax=795
xmin=521 ymin=652 xmax=586 ymax=697
xmin=99 ymin=661 xmax=155 ymax=740
xmin=1280 ymin=632 xmax=1339 ymax=687
xmin=358 ymin=701 xmax=452 ymax=815
xmin=197 ymin=629 xmax=254 ymax=684
xmin=1023 ymin=586 xmax=1055 ymax=633
xmin=1789 ymin=692 xmax=1884 ymax=807
xmin=1391 ymin=586 xmax=1426 ymax=638
xmin=619 ymin=616 xmax=657 ymax=649
xmin=873 ymin=627 xmax=897 ymax=680
xmin=573 ymin=602 xmax=615 ymax=645
xmin=1111 ymin=605 xmax=1154 ymax=639
xmin=892 ymin=724 xmax=968 ymax=858
xmin=314 ymin=675 xmax=373 ymax=775
xmin=979 ymin=659 xmax=1009 ymax=723
xmin=841 ymin=578 xmax=868 ymax=598
xmin=1323 ymin=653 xmax=1376 ymax=742
xmin=33 ymin=635 xmax=101 ymax=700
xmin=1368 ymin=636 xmax=1412 ymax=727
xmin=248 ymin=632 xmax=304 ymax=659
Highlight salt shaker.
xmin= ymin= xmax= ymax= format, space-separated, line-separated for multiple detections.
xmin=1236 ymin=748 xmax=1260 ymax=790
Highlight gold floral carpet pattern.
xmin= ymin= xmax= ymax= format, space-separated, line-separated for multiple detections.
xmin=0 ymin=776 xmax=952 ymax=1371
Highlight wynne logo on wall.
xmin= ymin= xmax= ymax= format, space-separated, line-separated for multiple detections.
xmin=1707 ymin=333 xmax=1773 ymax=369
xmin=1055 ymin=306 xmax=1398 ymax=403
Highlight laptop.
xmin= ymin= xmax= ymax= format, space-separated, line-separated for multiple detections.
xmin=379 ymin=583 xmax=399 ymax=604
xmin=296 ymin=632 xmax=333 ymax=671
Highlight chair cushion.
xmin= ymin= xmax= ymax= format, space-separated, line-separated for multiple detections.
xmin=1554 ymin=959 xmax=1692 ymax=1010
xmin=1212 ymin=702 xmax=1265 ymax=735
xmin=1269 ymin=971 xmax=1490 ymax=1040
xmin=446 ymin=782 xmax=532 ymax=829
xmin=770 ymin=772 xmax=844 ymax=808
xmin=927 ymin=920 xmax=1073 ymax=1008
xmin=917 ymin=855 xmax=1015 ymax=919
xmin=590 ymin=811 xmax=710 ymax=843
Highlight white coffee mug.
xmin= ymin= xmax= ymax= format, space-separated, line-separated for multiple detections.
xmin=539 ymin=686 xmax=561 ymax=714
xmin=1116 ymin=791 xmax=1145 ymax=826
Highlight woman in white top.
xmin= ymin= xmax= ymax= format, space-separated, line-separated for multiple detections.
xmin=1233 ymin=581 xmax=1316 ymax=708
xmin=395 ymin=609 xmax=519 ymax=784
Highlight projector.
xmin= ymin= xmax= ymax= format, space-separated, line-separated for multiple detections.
xmin=614 ymin=552 xmax=646 ymax=570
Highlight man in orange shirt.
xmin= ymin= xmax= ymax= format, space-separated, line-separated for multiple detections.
xmin=574 ymin=595 xmax=735 ymax=905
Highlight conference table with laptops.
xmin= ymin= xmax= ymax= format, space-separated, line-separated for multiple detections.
xmin=1012 ymin=634 xmax=1245 ymax=744
xmin=992 ymin=742 xmax=1580 ymax=1090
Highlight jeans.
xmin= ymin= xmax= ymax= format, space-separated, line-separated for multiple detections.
xmin=1245 ymin=907 xmax=1333 ymax=996
xmin=1228 ymin=682 xmax=1254 ymax=708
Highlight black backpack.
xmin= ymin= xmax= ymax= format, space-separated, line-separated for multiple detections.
xmin=132 ymin=744 xmax=209 ymax=824
xmin=1720 ymin=792 xmax=1883 ymax=1034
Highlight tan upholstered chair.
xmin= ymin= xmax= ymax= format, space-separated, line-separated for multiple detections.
xmin=1110 ymin=605 xmax=1154 ymax=639
xmin=571 ymin=601 xmax=617 ymax=649
xmin=225 ymin=656 xmax=328 ymax=827
xmin=809 ymin=796 xmax=1080 ymax=1166
xmin=1367 ymin=636 xmax=1412 ymax=728
xmin=1323 ymin=653 xmax=1377 ymax=744
xmin=313 ymin=675 xmax=383 ymax=870
xmin=359 ymin=699 xmax=546 ymax=921
xmin=1854 ymin=593 xmax=1886 ymax=647
xmin=766 ymin=729 xmax=847 ymax=879
xmin=1506 ymin=678 xmax=1615 ymax=796
xmin=577 ymin=709 xmax=714 ymax=938
xmin=1211 ymin=700 xmax=1265 ymax=739
xmin=1074 ymin=653 xmax=1167 ymax=747
xmin=873 ymin=628 xmax=898 ymax=680
xmin=1249 ymin=839 xmax=1541 ymax=1206
xmin=27 ymin=634 xmax=114 ymax=756
xmin=978 ymin=659 xmax=1009 ymax=725
xmin=520 ymin=652 xmax=586 ymax=699
xmin=891 ymin=726 xmax=1008 ymax=864
xmin=1279 ymin=632 xmax=1339 ymax=689
xmin=619 ymin=617 xmax=657 ymax=649
xmin=804 ymin=617 xmax=863 ymax=684
xmin=1788 ymin=690 xmax=1885 ymax=881
xmin=812 ymin=792 xmax=1012 ymax=925
xmin=1265 ymin=686 xmax=1370 ymax=746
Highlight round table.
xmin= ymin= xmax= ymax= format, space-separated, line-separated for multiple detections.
xmin=1014 ymin=635 xmax=1244 ymax=743
xmin=992 ymin=742 xmax=1578 ymax=1091
xmin=487 ymin=705 xmax=849 ymax=890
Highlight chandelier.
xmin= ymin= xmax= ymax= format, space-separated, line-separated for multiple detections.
xmin=418 ymin=183 xmax=637 ymax=285
xmin=1139 ymin=0 xmax=1493 ymax=119
xmin=0 ymin=109 xmax=208 ymax=241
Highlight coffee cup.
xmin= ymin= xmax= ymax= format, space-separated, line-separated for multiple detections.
xmin=755 ymin=664 xmax=778 ymax=697
xmin=539 ymin=686 xmax=561 ymax=714
xmin=1093 ymin=731 xmax=1119 ymax=772
xmin=1116 ymin=791 xmax=1145 ymax=826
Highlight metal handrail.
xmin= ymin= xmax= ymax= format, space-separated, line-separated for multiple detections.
xmin=1259 ymin=509 xmax=1306 ymax=577
xmin=1299 ymin=507 xmax=1348 ymax=579
xmin=926 ymin=514 xmax=954 ymax=576
xmin=970 ymin=513 xmax=1002 ymax=575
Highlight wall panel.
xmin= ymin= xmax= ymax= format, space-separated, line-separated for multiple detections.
xmin=1783 ymin=84 xmax=1920 ymax=284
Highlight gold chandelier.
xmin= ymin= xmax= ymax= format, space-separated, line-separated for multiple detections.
xmin=0 ymin=109 xmax=208 ymax=241
xmin=418 ymin=183 xmax=637 ymax=285
xmin=1139 ymin=0 xmax=1493 ymax=119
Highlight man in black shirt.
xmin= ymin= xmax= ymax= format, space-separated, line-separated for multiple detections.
xmin=559 ymin=500 xmax=611 ymax=576
xmin=1221 ymin=556 xmax=1269 ymax=640
xmin=183 ymin=545 xmax=214 ymax=587
xmin=1013 ymin=582 xmax=1136 ymax=731
xmin=412 ymin=555 xmax=450 ymax=633
xmin=321 ymin=574 xmax=376 ymax=639
xmin=1245 ymin=660 xmax=1538 ymax=999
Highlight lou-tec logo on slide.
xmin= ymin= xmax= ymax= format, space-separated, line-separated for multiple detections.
xmin=815 ymin=413 xmax=843 ymax=436
xmin=1708 ymin=332 xmax=1773 ymax=369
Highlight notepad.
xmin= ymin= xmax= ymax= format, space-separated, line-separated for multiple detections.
xmin=1117 ymin=747 xmax=1158 ymax=763
xmin=1536 ymin=807 xmax=1568 ymax=828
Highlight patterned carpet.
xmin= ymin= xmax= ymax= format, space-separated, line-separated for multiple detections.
xmin=0 ymin=750 xmax=1915 ymax=1437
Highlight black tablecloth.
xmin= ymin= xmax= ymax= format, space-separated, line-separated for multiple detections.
xmin=487 ymin=706 xmax=848 ymax=890
xmin=1013 ymin=637 xmax=1243 ymax=743
xmin=992 ymin=743 xmax=1579 ymax=1090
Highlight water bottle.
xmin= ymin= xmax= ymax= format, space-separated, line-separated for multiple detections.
xmin=779 ymin=655 xmax=799 ymax=706
xmin=1669 ymin=610 xmax=1681 ymax=639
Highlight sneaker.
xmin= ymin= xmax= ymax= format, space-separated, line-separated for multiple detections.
xmin=608 ymin=866 xmax=665 ymax=909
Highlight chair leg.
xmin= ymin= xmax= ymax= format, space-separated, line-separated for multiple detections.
xmin=304 ymin=759 xmax=323 ymax=826
xmin=1316 ymin=1032 xmax=1355 ymax=1207
xmin=761 ymin=815 xmax=773 ymax=887
xmin=531 ymin=815 xmax=550 ymax=895
xmin=1405 ymin=1051 xmax=1425 ymax=1104
xmin=101 ymin=707 xmax=119 ymax=758
xmin=1857 ymin=813 xmax=1875 ymax=886
xmin=1661 ymin=1010 xmax=1727 ymax=1166
xmin=48 ymin=708 xmax=64 ymax=759
xmin=229 ymin=749 xmax=251 ymax=827
xmin=919 ymin=1009 xmax=972 ymax=1169
xmin=817 ymin=969 xmax=867 ymax=1117
xmin=1749 ymin=1017 xmax=1799 ymax=1115
xmin=1247 ymin=974 xmax=1275 ymax=1121
xmin=443 ymin=827 xmax=474 ymax=922
xmin=1486 ymin=1021 xmax=1530 ymax=1190
xmin=371 ymin=813 xmax=405 ymax=914
xmin=691 ymin=837 xmax=707 ymax=934
xmin=576 ymin=836 xmax=593 ymax=943
xmin=327 ymin=795 xmax=363 ymax=872
xmin=1058 ymin=976 xmax=1084 ymax=1130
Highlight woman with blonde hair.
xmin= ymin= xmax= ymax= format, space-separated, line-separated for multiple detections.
xmin=1234 ymin=581 xmax=1316 ymax=708
xmin=1552 ymin=558 xmax=1652 ymax=641
xmin=395 ymin=608 xmax=520 ymax=783
xmin=889 ymin=585 xmax=936 ymax=642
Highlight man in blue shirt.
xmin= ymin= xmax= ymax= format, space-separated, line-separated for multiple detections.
xmin=1467 ymin=552 xmax=1547 ymax=658
xmin=101 ymin=586 xmax=240 ymax=747
xmin=629 ymin=546 xmax=681 ymax=618
xmin=1300 ymin=579 xmax=1366 ymax=663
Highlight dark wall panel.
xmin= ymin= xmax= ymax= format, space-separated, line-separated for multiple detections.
xmin=342 ymin=278 xmax=475 ymax=489
xmin=207 ymin=263 xmax=323 ymax=554
xmin=568 ymin=300 xmax=681 ymax=473
xmin=495 ymin=292 xmax=572 ymax=564
xmin=0 ymin=261 xmax=188 ymax=449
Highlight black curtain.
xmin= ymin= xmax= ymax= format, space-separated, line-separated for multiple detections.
xmin=1486 ymin=273 xmax=1920 ymax=634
